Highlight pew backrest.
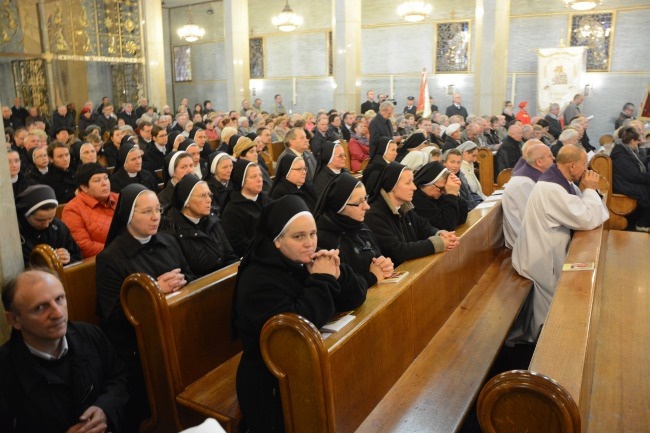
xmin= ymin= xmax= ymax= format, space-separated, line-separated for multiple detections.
xmin=590 ymin=153 xmax=637 ymax=230
xmin=477 ymin=147 xmax=496 ymax=195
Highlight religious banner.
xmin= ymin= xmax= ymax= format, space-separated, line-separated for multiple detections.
xmin=537 ymin=47 xmax=586 ymax=114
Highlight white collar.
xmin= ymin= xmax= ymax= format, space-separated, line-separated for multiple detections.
xmin=25 ymin=336 xmax=69 ymax=361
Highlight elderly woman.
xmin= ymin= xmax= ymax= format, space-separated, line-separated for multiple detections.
xmin=397 ymin=132 xmax=429 ymax=162
xmin=551 ymin=128 xmax=580 ymax=158
xmin=400 ymin=144 xmax=440 ymax=174
xmin=361 ymin=137 xmax=398 ymax=195
xmin=234 ymin=195 xmax=367 ymax=433
xmin=314 ymin=172 xmax=394 ymax=287
xmin=26 ymin=146 xmax=49 ymax=182
xmin=457 ymin=141 xmax=487 ymax=203
xmin=313 ymin=141 xmax=348 ymax=196
xmin=62 ymin=163 xmax=119 ymax=257
xmin=161 ymin=174 xmax=238 ymax=276
xmin=78 ymin=141 xmax=98 ymax=165
xmin=110 ymin=143 xmax=158 ymax=193
xmin=365 ymin=162 xmax=459 ymax=266
xmin=207 ymin=151 xmax=236 ymax=213
xmin=158 ymin=150 xmax=195 ymax=211
xmin=441 ymin=123 xmax=462 ymax=152
xmin=221 ymin=159 xmax=273 ymax=256
xmin=348 ymin=120 xmax=370 ymax=172
xmin=270 ymin=154 xmax=318 ymax=211
xmin=97 ymin=184 xmax=193 ymax=430
xmin=411 ymin=161 xmax=468 ymax=231
xmin=178 ymin=138 xmax=206 ymax=179
xmin=610 ymin=126 xmax=650 ymax=231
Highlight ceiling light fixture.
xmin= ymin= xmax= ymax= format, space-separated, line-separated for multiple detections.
xmin=177 ymin=5 xmax=205 ymax=43
xmin=397 ymin=1 xmax=433 ymax=23
xmin=563 ymin=0 xmax=602 ymax=11
xmin=272 ymin=0 xmax=303 ymax=32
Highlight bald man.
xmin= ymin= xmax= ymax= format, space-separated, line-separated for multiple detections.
xmin=0 ymin=270 xmax=128 ymax=433
xmin=510 ymin=146 xmax=608 ymax=343
xmin=501 ymin=140 xmax=554 ymax=248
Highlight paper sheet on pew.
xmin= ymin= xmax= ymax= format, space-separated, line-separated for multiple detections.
xmin=484 ymin=194 xmax=503 ymax=202
xmin=320 ymin=314 xmax=356 ymax=339
xmin=475 ymin=200 xmax=498 ymax=209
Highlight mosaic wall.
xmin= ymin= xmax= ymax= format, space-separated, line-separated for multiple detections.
xmin=570 ymin=12 xmax=613 ymax=72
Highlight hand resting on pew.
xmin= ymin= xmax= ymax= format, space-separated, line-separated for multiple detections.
xmin=307 ymin=249 xmax=341 ymax=279
xmin=157 ymin=268 xmax=187 ymax=294
xmin=55 ymin=247 xmax=72 ymax=265
xmin=370 ymin=256 xmax=394 ymax=282
xmin=438 ymin=230 xmax=459 ymax=250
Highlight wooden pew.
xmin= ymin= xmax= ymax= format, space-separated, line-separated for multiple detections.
xmin=260 ymin=203 xmax=532 ymax=433
xmin=29 ymin=244 xmax=98 ymax=324
xmin=477 ymin=147 xmax=497 ymax=195
xmin=120 ymin=263 xmax=242 ymax=433
xmin=496 ymin=168 xmax=512 ymax=188
xmin=477 ymin=224 xmax=607 ymax=433
xmin=589 ymin=153 xmax=637 ymax=230
xmin=267 ymin=140 xmax=285 ymax=164
xmin=339 ymin=139 xmax=352 ymax=171
xmin=55 ymin=203 xmax=66 ymax=219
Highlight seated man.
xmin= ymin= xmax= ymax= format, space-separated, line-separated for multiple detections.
xmin=511 ymin=146 xmax=609 ymax=343
xmin=502 ymin=140 xmax=554 ymax=248
xmin=17 ymin=185 xmax=82 ymax=266
xmin=0 ymin=269 xmax=128 ymax=433
xmin=494 ymin=124 xmax=523 ymax=180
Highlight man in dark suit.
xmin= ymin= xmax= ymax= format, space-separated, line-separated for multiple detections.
xmin=341 ymin=112 xmax=354 ymax=141
xmin=369 ymin=101 xmax=402 ymax=157
xmin=403 ymin=96 xmax=417 ymax=115
xmin=361 ymin=90 xmax=379 ymax=114
xmin=445 ymin=93 xmax=469 ymax=121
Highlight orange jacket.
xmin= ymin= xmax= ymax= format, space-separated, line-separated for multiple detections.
xmin=62 ymin=191 xmax=118 ymax=258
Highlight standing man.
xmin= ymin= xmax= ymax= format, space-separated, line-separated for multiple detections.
xmin=251 ymin=98 xmax=263 ymax=114
xmin=118 ymin=103 xmax=138 ymax=129
xmin=544 ymin=103 xmax=562 ymax=139
xmin=563 ymin=93 xmax=584 ymax=125
xmin=403 ymin=96 xmax=417 ymax=115
xmin=445 ymin=93 xmax=469 ymax=121
xmin=369 ymin=101 xmax=402 ymax=157
xmin=511 ymin=145 xmax=608 ymax=343
xmin=11 ymin=97 xmax=28 ymax=128
xmin=135 ymin=97 xmax=148 ymax=119
xmin=272 ymin=94 xmax=286 ymax=116
xmin=614 ymin=102 xmax=635 ymax=129
xmin=360 ymin=90 xmax=379 ymax=114
xmin=0 ymin=269 xmax=129 ymax=433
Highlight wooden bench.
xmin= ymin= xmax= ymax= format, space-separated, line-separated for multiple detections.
xmin=477 ymin=147 xmax=497 ymax=195
xmin=477 ymin=224 xmax=608 ymax=433
xmin=589 ymin=153 xmax=637 ymax=230
xmin=29 ymin=243 xmax=98 ymax=324
xmin=260 ymin=202 xmax=532 ymax=433
xmin=120 ymin=263 xmax=242 ymax=433
xmin=479 ymin=228 xmax=650 ymax=432
xmin=267 ymin=140 xmax=285 ymax=164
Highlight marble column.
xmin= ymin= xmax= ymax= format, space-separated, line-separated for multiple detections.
xmin=332 ymin=0 xmax=362 ymax=113
xmin=223 ymin=0 xmax=250 ymax=111
xmin=0 ymin=103 xmax=25 ymax=343
xmin=473 ymin=0 xmax=510 ymax=116
xmin=142 ymin=0 xmax=168 ymax=109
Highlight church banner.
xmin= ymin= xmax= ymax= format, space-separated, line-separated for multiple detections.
xmin=537 ymin=47 xmax=586 ymax=114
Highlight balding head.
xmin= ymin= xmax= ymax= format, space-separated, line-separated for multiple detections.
xmin=556 ymin=145 xmax=585 ymax=165
xmin=525 ymin=142 xmax=554 ymax=173
xmin=521 ymin=139 xmax=543 ymax=159
xmin=508 ymin=124 xmax=523 ymax=141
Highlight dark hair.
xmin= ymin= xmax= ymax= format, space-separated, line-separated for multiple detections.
xmin=623 ymin=102 xmax=635 ymax=111
xmin=328 ymin=113 xmax=340 ymax=124
xmin=47 ymin=141 xmax=68 ymax=158
xmin=536 ymin=118 xmax=549 ymax=128
xmin=152 ymin=125 xmax=165 ymax=138
xmin=256 ymin=126 xmax=269 ymax=135
xmin=619 ymin=126 xmax=640 ymax=145
xmin=351 ymin=120 xmax=365 ymax=134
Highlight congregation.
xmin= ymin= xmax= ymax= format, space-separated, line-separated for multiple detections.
xmin=2 ymin=87 xmax=648 ymax=433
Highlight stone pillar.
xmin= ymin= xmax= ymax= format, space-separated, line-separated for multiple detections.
xmin=332 ymin=0 xmax=362 ymax=113
xmin=0 ymin=102 xmax=24 ymax=343
xmin=473 ymin=0 xmax=510 ymax=116
xmin=142 ymin=0 xmax=168 ymax=109
xmin=223 ymin=0 xmax=250 ymax=111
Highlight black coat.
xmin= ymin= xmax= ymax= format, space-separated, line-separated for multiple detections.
xmin=411 ymin=188 xmax=469 ymax=231
xmin=103 ymin=142 xmax=119 ymax=168
xmin=0 ymin=323 xmax=129 ymax=433
xmin=365 ymin=193 xmax=441 ymax=266
xmin=117 ymin=111 xmax=138 ymax=129
xmin=19 ymin=215 xmax=82 ymax=266
xmin=12 ymin=173 xmax=35 ymax=200
xmin=317 ymin=212 xmax=383 ymax=287
xmin=360 ymin=100 xmax=379 ymax=114
xmin=442 ymin=135 xmax=461 ymax=152
xmin=361 ymin=156 xmax=387 ymax=195
xmin=41 ymin=165 xmax=77 ymax=204
xmin=162 ymin=208 xmax=239 ymax=276
xmin=221 ymin=191 xmax=272 ymax=257
xmin=369 ymin=115 xmax=394 ymax=157
xmin=96 ymin=115 xmax=117 ymax=135
xmin=207 ymin=177 xmax=232 ymax=215
xmin=234 ymin=237 xmax=367 ymax=433
xmin=445 ymin=104 xmax=469 ymax=120
xmin=142 ymin=142 xmax=166 ymax=175
xmin=110 ymin=169 xmax=159 ymax=193
xmin=495 ymin=136 xmax=522 ymax=180
xmin=270 ymin=179 xmax=317 ymax=211
xmin=544 ymin=115 xmax=562 ymax=139
xmin=313 ymin=167 xmax=339 ymax=197
xmin=610 ymin=143 xmax=650 ymax=207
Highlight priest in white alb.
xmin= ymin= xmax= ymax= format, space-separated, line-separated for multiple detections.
xmin=510 ymin=145 xmax=609 ymax=343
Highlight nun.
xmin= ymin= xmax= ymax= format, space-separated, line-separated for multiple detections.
xmin=96 ymin=183 xmax=193 ymax=431
xmin=161 ymin=174 xmax=238 ymax=277
xmin=233 ymin=195 xmax=367 ymax=433
xmin=411 ymin=161 xmax=469 ymax=231
xmin=234 ymin=136 xmax=272 ymax=194
xmin=16 ymin=184 xmax=82 ymax=266
xmin=314 ymin=172 xmax=394 ymax=286
xmin=157 ymin=150 xmax=195 ymax=211
xmin=206 ymin=151 xmax=236 ymax=213
xmin=25 ymin=146 xmax=49 ymax=182
xmin=441 ymin=122 xmax=462 ymax=152
xmin=400 ymin=145 xmax=440 ymax=174
xmin=397 ymin=131 xmax=429 ymax=162
xmin=457 ymin=140 xmax=487 ymax=202
xmin=178 ymin=138 xmax=207 ymax=179
xmin=110 ymin=143 xmax=158 ymax=193
xmin=361 ymin=137 xmax=398 ymax=195
xmin=221 ymin=159 xmax=272 ymax=256
xmin=312 ymin=141 xmax=348 ymax=196
xmin=78 ymin=141 xmax=98 ymax=165
xmin=364 ymin=162 xmax=460 ymax=266
xmin=269 ymin=154 xmax=318 ymax=211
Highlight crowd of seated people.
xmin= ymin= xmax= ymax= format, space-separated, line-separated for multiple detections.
xmin=3 ymin=91 xmax=648 ymax=433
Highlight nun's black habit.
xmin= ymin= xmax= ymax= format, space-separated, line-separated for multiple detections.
xmin=269 ymin=154 xmax=318 ymax=211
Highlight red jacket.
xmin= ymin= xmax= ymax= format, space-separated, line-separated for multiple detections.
xmin=62 ymin=191 xmax=118 ymax=258
xmin=515 ymin=109 xmax=531 ymax=125
xmin=348 ymin=137 xmax=370 ymax=172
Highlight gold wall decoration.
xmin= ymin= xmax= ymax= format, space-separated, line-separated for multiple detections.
xmin=435 ymin=21 xmax=471 ymax=73
xmin=569 ymin=12 xmax=613 ymax=72
xmin=12 ymin=59 xmax=50 ymax=116
xmin=0 ymin=0 xmax=23 ymax=49
xmin=249 ymin=37 xmax=264 ymax=78
xmin=111 ymin=62 xmax=144 ymax=107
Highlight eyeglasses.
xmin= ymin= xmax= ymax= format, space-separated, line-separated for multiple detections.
xmin=431 ymin=184 xmax=446 ymax=193
xmin=134 ymin=207 xmax=162 ymax=217
xmin=192 ymin=192 xmax=214 ymax=200
xmin=346 ymin=195 xmax=370 ymax=207
xmin=291 ymin=167 xmax=308 ymax=172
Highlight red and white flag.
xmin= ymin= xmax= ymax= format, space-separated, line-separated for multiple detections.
xmin=416 ymin=68 xmax=431 ymax=118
